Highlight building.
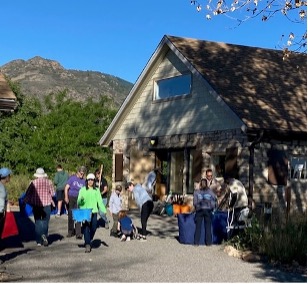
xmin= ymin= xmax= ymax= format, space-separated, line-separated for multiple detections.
xmin=0 ymin=73 xmax=17 ymax=112
xmin=99 ymin=35 xmax=307 ymax=214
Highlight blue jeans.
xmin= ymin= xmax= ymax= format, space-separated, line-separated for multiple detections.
xmin=83 ymin=213 xmax=97 ymax=245
xmin=32 ymin=205 xmax=51 ymax=244
xmin=194 ymin=209 xmax=213 ymax=245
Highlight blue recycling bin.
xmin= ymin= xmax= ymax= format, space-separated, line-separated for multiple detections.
xmin=177 ymin=210 xmax=228 ymax=245
xmin=165 ymin=203 xmax=173 ymax=216
xmin=19 ymin=192 xmax=61 ymax=217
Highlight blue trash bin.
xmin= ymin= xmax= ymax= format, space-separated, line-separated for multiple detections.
xmin=165 ymin=203 xmax=173 ymax=216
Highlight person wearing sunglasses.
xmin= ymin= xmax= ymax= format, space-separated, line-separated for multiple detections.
xmin=77 ymin=173 xmax=106 ymax=253
xmin=64 ymin=166 xmax=87 ymax=239
xmin=204 ymin=169 xmax=223 ymax=202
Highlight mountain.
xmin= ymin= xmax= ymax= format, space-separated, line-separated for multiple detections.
xmin=0 ymin=56 xmax=133 ymax=106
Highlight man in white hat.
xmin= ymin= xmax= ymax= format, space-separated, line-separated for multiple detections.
xmin=24 ymin=168 xmax=55 ymax=247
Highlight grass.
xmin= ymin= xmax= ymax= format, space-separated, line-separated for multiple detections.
xmin=226 ymin=212 xmax=307 ymax=266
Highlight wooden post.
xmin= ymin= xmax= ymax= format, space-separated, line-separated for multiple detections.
xmin=98 ymin=164 xmax=103 ymax=189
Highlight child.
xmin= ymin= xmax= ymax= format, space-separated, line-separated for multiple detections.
xmin=117 ymin=210 xmax=137 ymax=242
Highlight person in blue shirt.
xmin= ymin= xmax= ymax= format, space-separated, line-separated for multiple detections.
xmin=193 ymin=178 xmax=217 ymax=246
xmin=125 ymin=181 xmax=153 ymax=241
xmin=109 ymin=185 xmax=123 ymax=238
xmin=117 ymin=210 xmax=137 ymax=242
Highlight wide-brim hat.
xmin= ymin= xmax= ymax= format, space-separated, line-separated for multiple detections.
xmin=34 ymin=167 xmax=48 ymax=178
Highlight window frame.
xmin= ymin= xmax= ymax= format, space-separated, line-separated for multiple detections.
xmin=153 ymin=73 xmax=192 ymax=101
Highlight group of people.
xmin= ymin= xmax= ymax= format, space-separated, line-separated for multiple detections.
xmin=0 ymin=164 xmax=157 ymax=254
xmin=1 ymin=164 xmax=246 ymax=255
xmin=193 ymin=169 xmax=249 ymax=246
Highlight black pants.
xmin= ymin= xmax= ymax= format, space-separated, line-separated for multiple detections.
xmin=194 ymin=209 xmax=212 ymax=245
xmin=67 ymin=196 xmax=81 ymax=236
xmin=140 ymin=200 xmax=154 ymax=236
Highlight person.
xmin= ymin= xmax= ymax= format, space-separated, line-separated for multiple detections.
xmin=54 ymin=164 xmax=69 ymax=217
xmin=64 ymin=166 xmax=86 ymax=239
xmin=193 ymin=178 xmax=217 ymax=246
xmin=125 ymin=181 xmax=154 ymax=241
xmin=204 ymin=169 xmax=222 ymax=201
xmin=77 ymin=173 xmax=106 ymax=253
xmin=142 ymin=168 xmax=160 ymax=197
xmin=108 ymin=185 xmax=122 ymax=238
xmin=117 ymin=210 xmax=137 ymax=242
xmin=94 ymin=168 xmax=109 ymax=229
xmin=24 ymin=168 xmax=55 ymax=247
xmin=0 ymin=168 xmax=12 ymax=266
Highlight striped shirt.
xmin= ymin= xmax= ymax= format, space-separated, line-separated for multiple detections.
xmin=24 ymin=177 xmax=55 ymax=207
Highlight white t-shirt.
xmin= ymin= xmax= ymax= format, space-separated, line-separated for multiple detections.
xmin=229 ymin=179 xmax=248 ymax=208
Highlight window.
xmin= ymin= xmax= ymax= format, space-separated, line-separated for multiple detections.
xmin=115 ymin=154 xmax=123 ymax=182
xmin=154 ymin=74 xmax=191 ymax=100
xmin=290 ymin=156 xmax=307 ymax=180
xmin=268 ymin=149 xmax=288 ymax=185
xmin=211 ymin=154 xmax=226 ymax=178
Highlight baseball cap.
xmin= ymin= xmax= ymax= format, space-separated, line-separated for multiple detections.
xmin=0 ymin=167 xmax=12 ymax=178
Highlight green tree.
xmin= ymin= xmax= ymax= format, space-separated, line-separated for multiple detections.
xmin=0 ymin=81 xmax=42 ymax=174
xmin=1 ymin=86 xmax=117 ymax=178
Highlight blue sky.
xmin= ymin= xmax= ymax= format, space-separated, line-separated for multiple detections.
xmin=0 ymin=0 xmax=305 ymax=83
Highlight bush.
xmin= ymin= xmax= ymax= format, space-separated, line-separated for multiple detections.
xmin=6 ymin=174 xmax=31 ymax=204
xmin=261 ymin=213 xmax=307 ymax=266
xmin=226 ymin=212 xmax=307 ymax=266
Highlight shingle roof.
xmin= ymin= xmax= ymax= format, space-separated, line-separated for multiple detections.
xmin=0 ymin=73 xmax=17 ymax=111
xmin=167 ymin=35 xmax=307 ymax=133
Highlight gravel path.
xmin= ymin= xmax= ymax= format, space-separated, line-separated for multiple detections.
xmin=0 ymin=210 xmax=306 ymax=282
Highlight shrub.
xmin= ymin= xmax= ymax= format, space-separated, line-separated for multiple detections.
xmin=261 ymin=213 xmax=307 ymax=266
xmin=6 ymin=174 xmax=31 ymax=204
xmin=226 ymin=212 xmax=307 ymax=266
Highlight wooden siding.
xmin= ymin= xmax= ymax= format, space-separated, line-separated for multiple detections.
xmin=113 ymin=50 xmax=243 ymax=141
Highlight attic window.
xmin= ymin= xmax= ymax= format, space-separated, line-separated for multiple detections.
xmin=154 ymin=74 xmax=191 ymax=100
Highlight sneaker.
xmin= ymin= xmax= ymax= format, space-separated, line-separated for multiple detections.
xmin=139 ymin=236 xmax=147 ymax=242
xmin=37 ymin=243 xmax=42 ymax=247
xmin=120 ymin=235 xmax=126 ymax=242
xmin=41 ymin=234 xmax=48 ymax=247
xmin=85 ymin=244 xmax=91 ymax=253
xmin=126 ymin=236 xmax=131 ymax=242
xmin=55 ymin=213 xmax=61 ymax=218
xmin=66 ymin=232 xmax=75 ymax=238
xmin=76 ymin=234 xmax=83 ymax=240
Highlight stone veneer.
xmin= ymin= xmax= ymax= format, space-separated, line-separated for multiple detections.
xmin=111 ymin=129 xmax=307 ymax=215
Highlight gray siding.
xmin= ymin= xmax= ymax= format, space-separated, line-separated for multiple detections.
xmin=114 ymin=50 xmax=243 ymax=140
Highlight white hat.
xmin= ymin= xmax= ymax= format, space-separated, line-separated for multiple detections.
xmin=86 ymin=173 xmax=95 ymax=180
xmin=34 ymin=168 xmax=48 ymax=178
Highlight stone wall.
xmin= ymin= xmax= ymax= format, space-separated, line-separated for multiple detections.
xmin=112 ymin=131 xmax=307 ymax=215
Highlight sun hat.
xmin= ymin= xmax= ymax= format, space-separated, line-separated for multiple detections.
xmin=86 ymin=173 xmax=95 ymax=180
xmin=0 ymin=167 xmax=12 ymax=178
xmin=34 ymin=168 xmax=48 ymax=178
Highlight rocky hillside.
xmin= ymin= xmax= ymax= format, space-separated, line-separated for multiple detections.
xmin=0 ymin=56 xmax=133 ymax=106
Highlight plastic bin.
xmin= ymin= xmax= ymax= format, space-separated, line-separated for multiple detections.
xmin=165 ymin=203 xmax=173 ymax=216
xmin=72 ymin=209 xmax=92 ymax=222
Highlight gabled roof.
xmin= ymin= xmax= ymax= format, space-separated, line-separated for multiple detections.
xmin=167 ymin=35 xmax=307 ymax=134
xmin=0 ymin=73 xmax=17 ymax=111
xmin=99 ymin=35 xmax=307 ymax=146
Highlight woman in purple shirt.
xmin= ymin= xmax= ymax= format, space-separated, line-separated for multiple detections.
xmin=64 ymin=166 xmax=86 ymax=238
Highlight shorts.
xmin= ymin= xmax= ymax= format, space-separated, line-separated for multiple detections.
xmin=56 ymin=190 xmax=65 ymax=201
xmin=121 ymin=229 xmax=132 ymax=236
